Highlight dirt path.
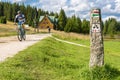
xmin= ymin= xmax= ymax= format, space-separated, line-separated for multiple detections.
xmin=0 ymin=34 xmax=51 ymax=62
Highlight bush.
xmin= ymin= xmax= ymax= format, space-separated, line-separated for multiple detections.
xmin=0 ymin=16 xmax=7 ymax=24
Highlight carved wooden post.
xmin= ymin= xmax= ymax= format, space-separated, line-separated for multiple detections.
xmin=89 ymin=8 xmax=104 ymax=68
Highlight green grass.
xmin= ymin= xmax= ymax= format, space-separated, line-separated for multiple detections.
xmin=0 ymin=37 xmax=90 ymax=80
xmin=52 ymin=33 xmax=90 ymax=46
xmin=0 ymin=34 xmax=120 ymax=79
xmin=53 ymin=33 xmax=120 ymax=68
xmin=104 ymin=40 xmax=120 ymax=70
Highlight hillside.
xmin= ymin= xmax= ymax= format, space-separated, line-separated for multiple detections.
xmin=0 ymin=31 xmax=119 ymax=80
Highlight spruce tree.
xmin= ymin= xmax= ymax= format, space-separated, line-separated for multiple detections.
xmin=8 ymin=4 xmax=12 ymax=21
xmin=54 ymin=12 xmax=59 ymax=18
xmin=116 ymin=21 xmax=120 ymax=32
xmin=58 ymin=8 xmax=67 ymax=31
xmin=76 ymin=17 xmax=82 ymax=33
xmin=12 ymin=3 xmax=20 ymax=21
xmin=26 ymin=5 xmax=33 ymax=26
xmin=0 ymin=2 xmax=4 ymax=16
xmin=82 ymin=19 xmax=90 ymax=34
xmin=107 ymin=18 xmax=117 ymax=37
xmin=64 ymin=18 xmax=72 ymax=32
xmin=103 ymin=20 xmax=108 ymax=35
xmin=64 ymin=15 xmax=82 ymax=33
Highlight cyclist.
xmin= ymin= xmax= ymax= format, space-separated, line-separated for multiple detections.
xmin=14 ymin=11 xmax=25 ymax=41
xmin=14 ymin=10 xmax=25 ymax=29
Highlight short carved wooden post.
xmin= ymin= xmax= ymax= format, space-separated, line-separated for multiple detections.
xmin=89 ymin=8 xmax=104 ymax=68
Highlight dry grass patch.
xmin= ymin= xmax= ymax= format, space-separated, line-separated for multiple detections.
xmin=53 ymin=31 xmax=90 ymax=40
xmin=0 ymin=21 xmax=36 ymax=36
xmin=0 ymin=21 xmax=15 ymax=29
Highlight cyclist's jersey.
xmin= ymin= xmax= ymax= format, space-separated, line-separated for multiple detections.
xmin=15 ymin=14 xmax=25 ymax=25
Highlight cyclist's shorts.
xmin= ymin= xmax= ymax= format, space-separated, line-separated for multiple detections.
xmin=18 ymin=24 xmax=22 ymax=29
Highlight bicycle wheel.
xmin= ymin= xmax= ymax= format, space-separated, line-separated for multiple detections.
xmin=17 ymin=29 xmax=22 ymax=41
xmin=22 ymin=30 xmax=26 ymax=40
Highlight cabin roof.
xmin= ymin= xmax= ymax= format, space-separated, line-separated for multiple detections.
xmin=39 ymin=15 xmax=58 ymax=23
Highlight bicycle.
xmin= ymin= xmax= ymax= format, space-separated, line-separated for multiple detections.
xmin=16 ymin=24 xmax=26 ymax=41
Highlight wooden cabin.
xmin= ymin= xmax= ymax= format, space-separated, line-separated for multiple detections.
xmin=38 ymin=15 xmax=58 ymax=29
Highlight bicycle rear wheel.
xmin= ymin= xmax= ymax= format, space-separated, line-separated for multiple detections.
xmin=22 ymin=30 xmax=26 ymax=40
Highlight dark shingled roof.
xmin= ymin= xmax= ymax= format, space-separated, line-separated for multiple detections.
xmin=39 ymin=15 xmax=58 ymax=24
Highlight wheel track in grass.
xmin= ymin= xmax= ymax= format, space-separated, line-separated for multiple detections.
xmin=51 ymin=36 xmax=90 ymax=48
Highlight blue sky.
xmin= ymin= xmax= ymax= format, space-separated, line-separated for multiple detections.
xmin=1 ymin=0 xmax=120 ymax=21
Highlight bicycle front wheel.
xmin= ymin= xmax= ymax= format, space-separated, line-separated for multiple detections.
xmin=17 ymin=30 xmax=22 ymax=41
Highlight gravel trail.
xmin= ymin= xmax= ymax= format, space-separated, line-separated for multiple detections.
xmin=0 ymin=34 xmax=50 ymax=62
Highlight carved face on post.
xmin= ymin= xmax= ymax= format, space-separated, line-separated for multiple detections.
xmin=92 ymin=24 xmax=101 ymax=32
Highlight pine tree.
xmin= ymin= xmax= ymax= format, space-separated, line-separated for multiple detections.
xmin=107 ymin=18 xmax=117 ymax=37
xmin=71 ymin=15 xmax=77 ymax=32
xmin=7 ymin=4 xmax=12 ymax=21
xmin=64 ymin=18 xmax=72 ymax=32
xmin=58 ymin=8 xmax=67 ymax=31
xmin=101 ymin=21 xmax=104 ymax=33
xmin=50 ymin=11 xmax=54 ymax=16
xmin=82 ymin=19 xmax=90 ymax=34
xmin=64 ymin=15 xmax=83 ymax=33
xmin=103 ymin=20 xmax=108 ymax=35
xmin=116 ymin=21 xmax=120 ymax=32
xmin=26 ymin=5 xmax=33 ymax=26
xmin=76 ymin=17 xmax=82 ymax=33
xmin=70 ymin=15 xmax=80 ymax=32
xmin=12 ymin=3 xmax=20 ymax=21
xmin=54 ymin=12 xmax=59 ymax=18
xmin=0 ymin=2 xmax=4 ymax=16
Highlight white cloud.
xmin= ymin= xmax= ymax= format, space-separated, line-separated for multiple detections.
xmin=38 ymin=0 xmax=67 ymax=13
xmin=102 ymin=4 xmax=113 ymax=13
xmin=102 ymin=0 xmax=120 ymax=14
xmin=1 ymin=0 xmax=120 ymax=21
xmin=90 ymin=2 xmax=95 ymax=8
xmin=13 ymin=0 xmax=26 ymax=3
xmin=70 ymin=0 xmax=90 ymax=11
xmin=64 ymin=0 xmax=91 ymax=18
xmin=115 ymin=0 xmax=120 ymax=13
xmin=78 ymin=13 xmax=90 ymax=20
xmin=102 ymin=15 xmax=118 ymax=21
xmin=37 ymin=0 xmax=91 ymax=19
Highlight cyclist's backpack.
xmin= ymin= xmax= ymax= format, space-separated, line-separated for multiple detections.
xmin=16 ymin=17 xmax=19 ymax=22
xmin=16 ymin=14 xmax=24 ymax=23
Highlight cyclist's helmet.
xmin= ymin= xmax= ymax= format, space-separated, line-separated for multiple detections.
xmin=17 ymin=10 xmax=21 ymax=14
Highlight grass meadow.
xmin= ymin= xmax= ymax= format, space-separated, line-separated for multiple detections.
xmin=0 ymin=31 xmax=120 ymax=80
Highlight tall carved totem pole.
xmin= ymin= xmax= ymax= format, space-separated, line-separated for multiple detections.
xmin=89 ymin=8 xmax=104 ymax=68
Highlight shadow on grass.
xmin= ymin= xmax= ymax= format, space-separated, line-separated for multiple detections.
xmin=80 ymin=64 xmax=120 ymax=80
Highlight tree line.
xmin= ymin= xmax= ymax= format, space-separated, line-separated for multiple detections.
xmin=58 ymin=8 xmax=120 ymax=36
xmin=58 ymin=8 xmax=90 ymax=34
xmin=0 ymin=2 xmax=120 ymax=35
xmin=0 ymin=2 xmax=57 ymax=27
xmin=103 ymin=18 xmax=120 ymax=37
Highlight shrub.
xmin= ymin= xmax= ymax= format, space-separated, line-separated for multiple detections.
xmin=0 ymin=16 xmax=7 ymax=24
